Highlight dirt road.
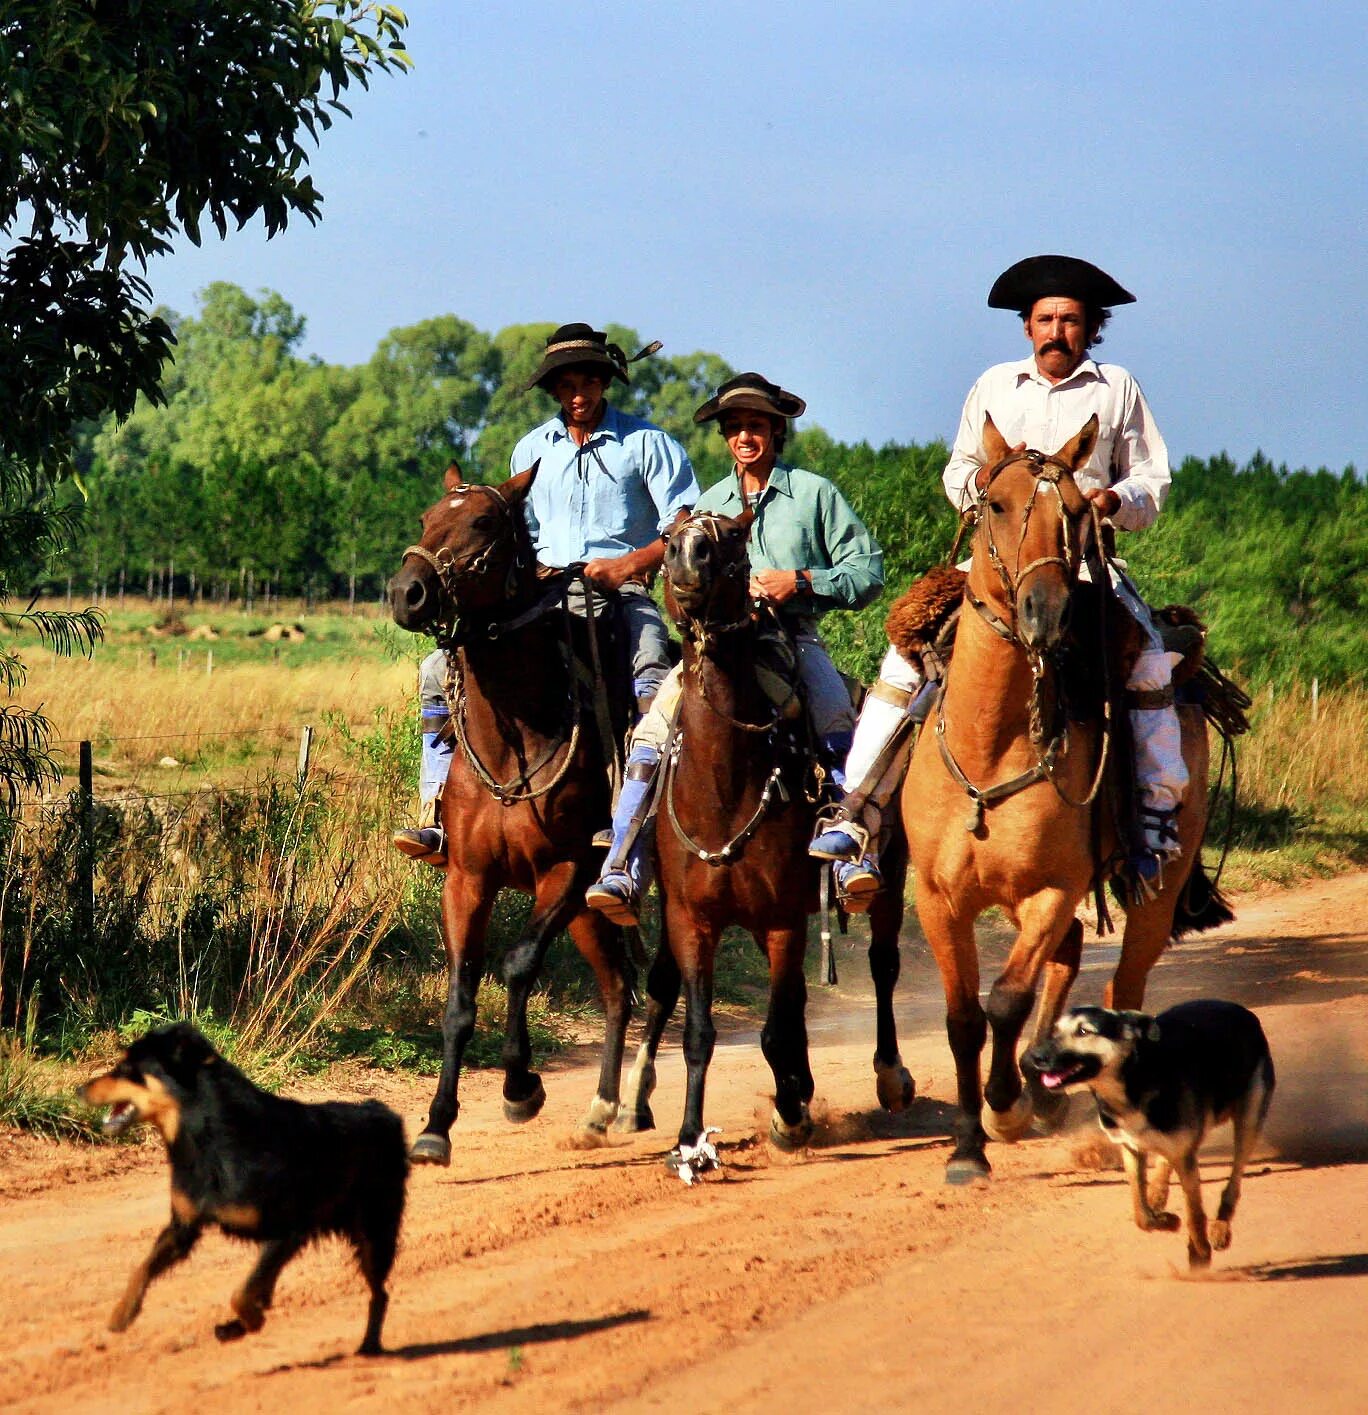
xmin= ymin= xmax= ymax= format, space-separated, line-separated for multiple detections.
xmin=5 ymin=873 xmax=1367 ymax=1413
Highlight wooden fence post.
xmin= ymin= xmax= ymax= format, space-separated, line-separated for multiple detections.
xmin=77 ymin=740 xmax=95 ymax=951
xmin=297 ymin=725 xmax=314 ymax=787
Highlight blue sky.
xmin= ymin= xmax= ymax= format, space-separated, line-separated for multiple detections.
xmin=149 ymin=3 xmax=1366 ymax=471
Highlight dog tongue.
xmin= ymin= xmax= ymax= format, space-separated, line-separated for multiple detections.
xmin=1039 ymin=1073 xmax=1064 ymax=1090
xmin=103 ymin=1102 xmax=136 ymax=1136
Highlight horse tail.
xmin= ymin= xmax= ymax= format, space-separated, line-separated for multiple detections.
xmin=1171 ymin=855 xmax=1235 ymax=937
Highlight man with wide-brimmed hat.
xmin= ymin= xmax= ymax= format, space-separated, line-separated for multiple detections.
xmin=585 ymin=371 xmax=883 ymax=926
xmin=394 ymin=322 xmax=699 ymax=866
xmin=811 ymin=255 xmax=1186 ymax=901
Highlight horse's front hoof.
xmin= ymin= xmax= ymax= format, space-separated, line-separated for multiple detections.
xmin=614 ymin=1107 xmax=656 ymax=1133
xmin=769 ymin=1105 xmax=813 ymax=1152
xmin=874 ymin=1055 xmax=916 ymax=1113
xmin=982 ymin=1094 xmax=1033 ymax=1143
xmin=410 ymin=1132 xmax=452 ymax=1166
xmin=580 ymin=1095 xmax=618 ymax=1135
xmin=945 ymin=1154 xmax=992 ymax=1186
xmin=503 ymin=1078 xmax=547 ymax=1124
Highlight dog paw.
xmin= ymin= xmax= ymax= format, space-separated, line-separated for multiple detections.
xmin=1150 ymin=1210 xmax=1182 ymax=1232
xmin=1187 ymin=1243 xmax=1213 ymax=1270
xmin=1210 ymin=1219 xmax=1232 ymax=1250
xmin=107 ymin=1305 xmax=136 ymax=1334
xmin=215 ymin=1319 xmax=248 ymax=1343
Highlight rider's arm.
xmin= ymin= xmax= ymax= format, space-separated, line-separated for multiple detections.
xmin=942 ymin=379 xmax=990 ymax=515
xmin=804 ymin=480 xmax=884 ymax=614
xmin=1106 ymin=373 xmax=1171 ymax=533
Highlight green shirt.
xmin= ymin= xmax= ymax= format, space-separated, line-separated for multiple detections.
xmin=696 ymin=464 xmax=884 ymax=620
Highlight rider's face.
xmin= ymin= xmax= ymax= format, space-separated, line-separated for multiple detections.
xmin=1024 ymin=297 xmax=1091 ymax=383
xmin=722 ymin=411 xmax=779 ymax=475
xmin=552 ymin=370 xmax=607 ymax=428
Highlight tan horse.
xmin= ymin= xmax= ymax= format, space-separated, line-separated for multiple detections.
xmin=904 ymin=415 xmax=1225 ymax=1184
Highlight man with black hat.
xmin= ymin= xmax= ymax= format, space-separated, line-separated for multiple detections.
xmin=394 ymin=323 xmax=699 ymax=865
xmin=585 ymin=371 xmax=883 ymax=925
xmin=812 ymin=255 xmax=1186 ymax=901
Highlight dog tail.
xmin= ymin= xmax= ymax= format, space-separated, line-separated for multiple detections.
xmin=1171 ymin=856 xmax=1235 ymax=937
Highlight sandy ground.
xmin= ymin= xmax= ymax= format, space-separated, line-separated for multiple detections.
xmin=4 ymin=872 xmax=1367 ymax=1413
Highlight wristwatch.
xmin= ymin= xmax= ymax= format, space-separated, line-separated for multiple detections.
xmin=794 ymin=570 xmax=809 ymax=597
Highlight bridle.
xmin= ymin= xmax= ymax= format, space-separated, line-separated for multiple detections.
xmin=937 ymin=447 xmax=1113 ymax=830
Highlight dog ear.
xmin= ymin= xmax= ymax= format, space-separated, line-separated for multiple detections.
xmin=1118 ymin=1010 xmax=1155 ymax=1043
xmin=1146 ymin=1020 xmax=1162 ymax=1043
xmin=159 ymin=1023 xmax=217 ymax=1080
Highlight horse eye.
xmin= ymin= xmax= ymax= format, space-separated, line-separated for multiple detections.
xmin=988 ymin=500 xmax=1005 ymax=515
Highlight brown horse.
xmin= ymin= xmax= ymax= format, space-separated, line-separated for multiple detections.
xmin=388 ymin=462 xmax=632 ymax=1165
xmin=617 ymin=508 xmax=914 ymax=1156
xmin=900 ymin=415 xmax=1224 ymax=1184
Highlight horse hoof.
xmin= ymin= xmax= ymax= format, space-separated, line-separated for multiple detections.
xmin=945 ymin=1155 xmax=992 ymax=1186
xmin=982 ymin=1094 xmax=1033 ymax=1143
xmin=769 ymin=1107 xmax=813 ymax=1152
xmin=410 ymin=1133 xmax=452 ymax=1166
xmin=503 ymin=1079 xmax=547 ymax=1124
xmin=874 ymin=1056 xmax=916 ymax=1113
xmin=580 ymin=1096 xmax=618 ymax=1135
xmin=614 ymin=1108 xmax=656 ymax=1133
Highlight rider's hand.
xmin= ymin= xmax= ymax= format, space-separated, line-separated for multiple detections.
xmin=749 ymin=568 xmax=802 ymax=605
xmin=1084 ymin=487 xmax=1122 ymax=518
xmin=582 ymin=556 xmax=637 ymax=592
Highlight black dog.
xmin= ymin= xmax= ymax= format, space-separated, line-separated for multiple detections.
xmin=1026 ymin=1000 xmax=1275 ymax=1267
xmin=79 ymin=1023 xmax=407 ymax=1353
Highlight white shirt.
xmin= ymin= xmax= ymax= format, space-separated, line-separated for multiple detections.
xmin=942 ymin=356 xmax=1170 ymax=532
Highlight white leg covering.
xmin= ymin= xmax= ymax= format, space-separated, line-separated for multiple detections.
xmin=839 ymin=646 xmax=928 ymax=845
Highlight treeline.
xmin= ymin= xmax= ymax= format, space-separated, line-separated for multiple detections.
xmin=46 ymin=283 xmax=1367 ymax=683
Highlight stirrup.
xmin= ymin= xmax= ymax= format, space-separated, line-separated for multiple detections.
xmin=809 ymin=808 xmax=870 ymax=862
xmin=585 ymin=872 xmax=641 ymax=927
xmin=834 ymin=858 xmax=881 ymax=914
xmin=1139 ymin=805 xmax=1182 ymax=863
xmin=591 ymin=825 xmax=614 ymax=849
xmin=392 ymin=825 xmax=447 ymax=868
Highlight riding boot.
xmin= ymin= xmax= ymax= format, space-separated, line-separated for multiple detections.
xmin=585 ymin=745 xmax=660 ymax=927
xmin=391 ymin=725 xmax=453 ymax=867
xmin=1123 ymin=652 xmax=1189 ymax=898
xmin=593 ymin=689 xmax=661 ymax=850
xmin=818 ymin=730 xmax=853 ymax=791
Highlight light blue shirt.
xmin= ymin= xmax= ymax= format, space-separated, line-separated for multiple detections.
xmin=510 ymin=403 xmax=699 ymax=566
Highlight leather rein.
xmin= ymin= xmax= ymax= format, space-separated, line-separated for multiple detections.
xmin=936 ymin=449 xmax=1113 ymax=830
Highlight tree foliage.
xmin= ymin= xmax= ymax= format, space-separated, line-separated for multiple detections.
xmin=1 ymin=2 xmax=409 ymax=808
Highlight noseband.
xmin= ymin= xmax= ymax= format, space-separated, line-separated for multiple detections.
xmin=667 ymin=511 xmax=754 ymax=644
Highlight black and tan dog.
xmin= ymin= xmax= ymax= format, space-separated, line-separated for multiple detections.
xmin=79 ymin=1023 xmax=407 ymax=1353
xmin=1025 ymin=1000 xmax=1275 ymax=1268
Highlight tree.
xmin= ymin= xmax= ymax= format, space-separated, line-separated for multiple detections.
xmin=0 ymin=2 xmax=409 ymax=808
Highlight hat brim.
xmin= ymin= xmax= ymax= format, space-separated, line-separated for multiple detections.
xmin=987 ymin=255 xmax=1135 ymax=311
xmin=694 ymin=388 xmax=806 ymax=424
xmin=520 ymin=348 xmax=627 ymax=395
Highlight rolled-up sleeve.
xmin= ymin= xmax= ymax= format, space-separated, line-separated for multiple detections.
xmin=806 ymin=482 xmax=884 ymax=612
xmin=641 ymin=430 xmax=700 ymax=534
xmin=509 ymin=430 xmax=542 ymax=547
xmin=1108 ymin=376 xmax=1170 ymax=532
xmin=942 ymin=378 xmax=989 ymax=514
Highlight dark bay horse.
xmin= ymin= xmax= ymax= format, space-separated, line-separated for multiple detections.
xmin=898 ymin=415 xmax=1225 ymax=1183
xmin=617 ymin=508 xmax=914 ymax=1155
xmin=388 ymin=462 xmax=631 ymax=1164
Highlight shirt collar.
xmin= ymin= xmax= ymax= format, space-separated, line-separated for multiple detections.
xmin=718 ymin=462 xmax=792 ymax=508
xmin=1014 ymin=355 xmax=1102 ymax=390
xmin=548 ymin=401 xmax=624 ymax=444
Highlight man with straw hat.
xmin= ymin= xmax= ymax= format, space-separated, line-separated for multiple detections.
xmin=585 ymin=371 xmax=883 ymax=926
xmin=394 ymin=323 xmax=699 ymax=866
xmin=811 ymin=255 xmax=1186 ymax=904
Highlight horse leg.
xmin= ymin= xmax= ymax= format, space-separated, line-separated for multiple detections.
xmin=867 ymin=833 xmax=915 ymax=1113
xmin=916 ymin=885 xmax=989 ymax=1183
xmin=983 ymin=897 xmax=1076 ymax=1143
xmin=412 ymin=876 xmax=493 ymax=1165
xmin=500 ymin=859 xmax=583 ymax=1122
xmin=617 ymin=925 xmax=680 ymax=1133
xmin=565 ymin=904 xmax=632 ymax=1141
xmin=761 ymin=921 xmax=815 ymax=1151
xmin=1022 ymin=917 xmax=1084 ymax=1132
xmin=669 ymin=903 xmax=719 ymax=1151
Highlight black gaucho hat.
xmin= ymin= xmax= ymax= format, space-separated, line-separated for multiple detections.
xmin=693 ymin=372 xmax=807 ymax=425
xmin=521 ymin=323 xmax=633 ymax=394
xmin=987 ymin=255 xmax=1136 ymax=312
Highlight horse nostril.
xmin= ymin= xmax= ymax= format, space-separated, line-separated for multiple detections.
xmin=404 ymin=579 xmax=426 ymax=608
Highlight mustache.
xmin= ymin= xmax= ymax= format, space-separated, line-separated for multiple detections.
xmin=1040 ymin=340 xmax=1071 ymax=355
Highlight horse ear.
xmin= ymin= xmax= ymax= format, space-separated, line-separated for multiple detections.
xmin=1055 ymin=415 xmax=1100 ymax=471
xmin=501 ymin=460 xmax=540 ymax=505
xmin=443 ymin=461 xmax=463 ymax=492
xmin=977 ymin=414 xmax=1011 ymax=489
xmin=735 ymin=506 xmax=756 ymax=537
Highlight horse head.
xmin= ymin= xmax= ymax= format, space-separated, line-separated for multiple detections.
xmin=663 ymin=506 xmax=756 ymax=637
xmin=971 ymin=414 xmax=1097 ymax=651
xmin=389 ymin=461 xmax=538 ymax=633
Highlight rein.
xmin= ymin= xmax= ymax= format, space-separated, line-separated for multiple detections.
xmin=937 ymin=451 xmax=1114 ymax=831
